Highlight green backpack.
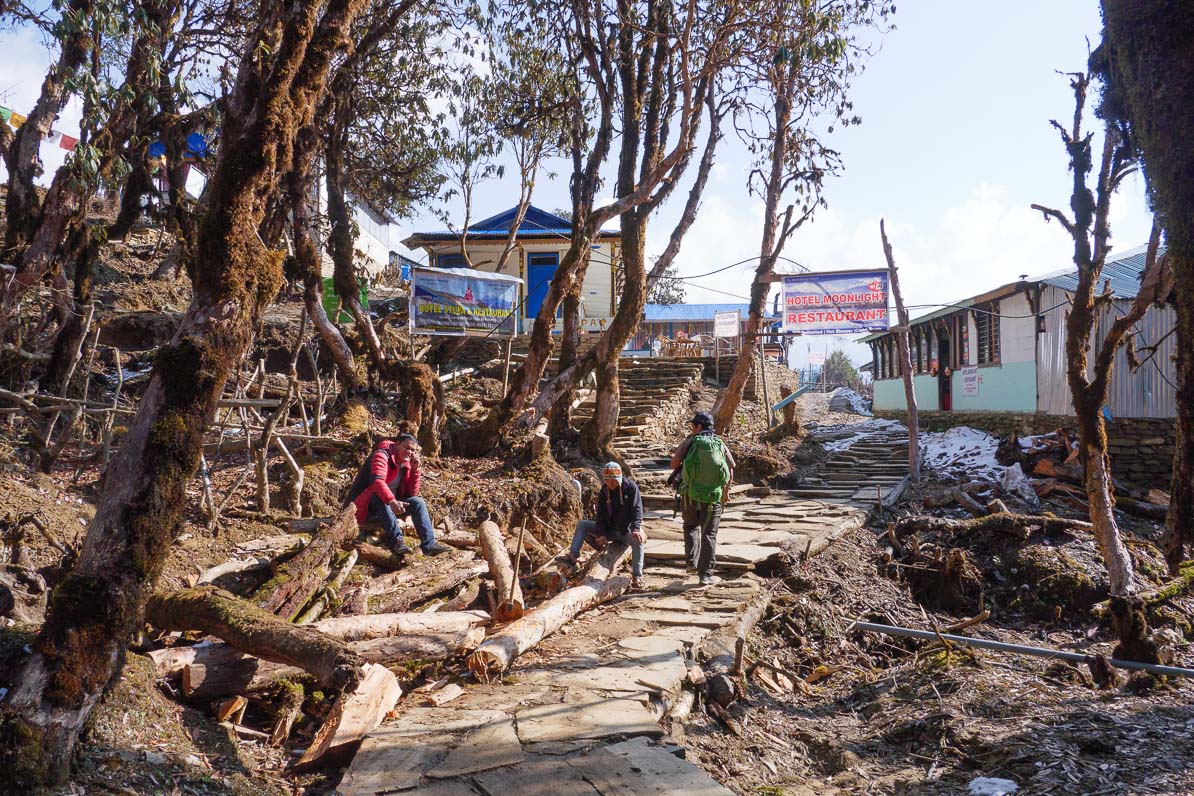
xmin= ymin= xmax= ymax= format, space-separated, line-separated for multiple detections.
xmin=681 ymin=434 xmax=731 ymax=504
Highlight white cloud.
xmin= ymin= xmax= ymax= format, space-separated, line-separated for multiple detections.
xmin=653 ymin=176 xmax=1153 ymax=369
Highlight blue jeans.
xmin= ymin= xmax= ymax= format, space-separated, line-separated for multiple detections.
xmin=570 ymin=519 xmax=644 ymax=578
xmin=366 ymin=494 xmax=436 ymax=550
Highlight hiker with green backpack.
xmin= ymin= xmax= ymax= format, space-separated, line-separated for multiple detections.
xmin=670 ymin=411 xmax=735 ymax=586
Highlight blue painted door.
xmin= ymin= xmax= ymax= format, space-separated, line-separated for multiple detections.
xmin=526 ymin=253 xmax=559 ymax=317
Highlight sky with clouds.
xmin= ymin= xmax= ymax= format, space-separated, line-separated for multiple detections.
xmin=0 ymin=1 xmax=1154 ymax=368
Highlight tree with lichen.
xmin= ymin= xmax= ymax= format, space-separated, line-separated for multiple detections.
xmin=1094 ymin=1 xmax=1194 ymax=575
xmin=0 ymin=0 xmax=371 ymax=783
xmin=1031 ymin=70 xmax=1172 ymax=662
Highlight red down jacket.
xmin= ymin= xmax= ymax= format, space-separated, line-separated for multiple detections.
xmin=347 ymin=439 xmax=421 ymax=523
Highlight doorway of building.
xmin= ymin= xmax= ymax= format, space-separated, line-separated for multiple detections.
xmin=526 ymin=252 xmax=559 ymax=318
xmin=938 ymin=328 xmax=952 ymax=411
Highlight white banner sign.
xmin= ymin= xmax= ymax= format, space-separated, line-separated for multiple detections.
xmin=961 ymin=366 xmax=980 ymax=397
xmin=809 ymin=351 xmax=826 ymax=366
xmin=713 ymin=310 xmax=740 ymax=338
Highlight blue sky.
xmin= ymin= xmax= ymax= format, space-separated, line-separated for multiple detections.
xmin=0 ymin=1 xmax=1153 ymax=367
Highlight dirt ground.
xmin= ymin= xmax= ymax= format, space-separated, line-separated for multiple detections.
xmin=677 ymin=471 xmax=1194 ymax=796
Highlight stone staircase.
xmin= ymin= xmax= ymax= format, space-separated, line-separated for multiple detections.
xmin=795 ymin=423 xmax=911 ymax=503
xmin=570 ymin=358 xmax=704 ymax=483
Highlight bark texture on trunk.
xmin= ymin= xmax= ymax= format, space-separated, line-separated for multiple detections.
xmin=1098 ymin=1 xmax=1194 ymax=572
xmin=0 ymin=0 xmax=367 ymax=782
xmin=713 ymin=68 xmax=795 ymax=435
xmin=146 ymin=586 xmax=366 ymax=691
xmin=252 ymin=505 xmax=358 ymax=621
xmin=2 ymin=0 xmax=96 ymax=255
xmin=881 ymin=220 xmax=920 ymax=482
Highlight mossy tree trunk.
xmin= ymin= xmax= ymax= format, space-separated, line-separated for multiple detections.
xmin=0 ymin=0 xmax=368 ymax=784
xmin=1097 ymin=1 xmax=1194 ymax=573
xmin=1 ymin=0 xmax=96 ymax=256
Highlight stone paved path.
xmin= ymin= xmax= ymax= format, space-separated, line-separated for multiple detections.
xmin=337 ymin=425 xmax=906 ymax=795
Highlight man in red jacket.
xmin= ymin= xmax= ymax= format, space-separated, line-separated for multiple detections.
xmin=346 ymin=434 xmax=451 ymax=556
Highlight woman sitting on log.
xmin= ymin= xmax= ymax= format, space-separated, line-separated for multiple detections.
xmin=346 ymin=434 xmax=451 ymax=557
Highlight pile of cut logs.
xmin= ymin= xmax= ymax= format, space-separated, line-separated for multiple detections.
xmin=142 ymin=508 xmax=632 ymax=770
xmin=999 ymin=429 xmax=1170 ymax=521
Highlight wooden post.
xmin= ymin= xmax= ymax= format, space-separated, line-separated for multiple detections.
xmin=715 ymin=337 xmax=720 ymax=382
xmin=757 ymin=343 xmax=772 ymax=426
xmin=881 ymin=219 xmax=920 ymax=482
xmin=502 ymin=336 xmax=513 ymax=394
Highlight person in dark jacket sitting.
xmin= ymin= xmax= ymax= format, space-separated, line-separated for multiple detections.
xmin=346 ymin=434 xmax=451 ymax=556
xmin=563 ymin=462 xmax=646 ymax=590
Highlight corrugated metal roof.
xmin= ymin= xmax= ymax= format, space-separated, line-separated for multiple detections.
xmin=404 ymin=203 xmax=619 ymax=246
xmin=1039 ymin=244 xmax=1161 ymax=298
xmin=642 ymin=303 xmax=778 ymax=322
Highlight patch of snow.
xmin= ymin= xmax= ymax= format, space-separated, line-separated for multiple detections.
xmin=816 ymin=418 xmax=906 ymax=452
xmin=1001 ymin=463 xmax=1042 ymax=512
xmin=828 ymin=388 xmax=873 ymax=416
xmin=968 ymin=777 xmax=1018 ymax=796
xmin=920 ymin=426 xmax=1004 ymax=482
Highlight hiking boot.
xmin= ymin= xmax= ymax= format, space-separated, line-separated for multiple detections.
xmin=685 ymin=564 xmax=698 ymax=575
xmin=630 ymin=576 xmax=645 ymax=591
xmin=389 ymin=540 xmax=411 ymax=556
xmin=421 ymin=541 xmax=452 ymax=556
xmin=698 ymin=574 xmax=721 ymax=587
xmin=557 ymin=551 xmax=579 ymax=571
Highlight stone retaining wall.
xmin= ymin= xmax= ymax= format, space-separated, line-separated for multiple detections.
xmin=874 ymin=409 xmax=1176 ymax=489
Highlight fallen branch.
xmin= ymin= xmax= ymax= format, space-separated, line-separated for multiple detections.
xmin=145 ymin=585 xmax=364 ymax=691
xmin=252 ymin=505 xmax=358 ymax=620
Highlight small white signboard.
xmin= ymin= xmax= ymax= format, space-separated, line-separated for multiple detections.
xmin=714 ymin=310 xmax=740 ymax=339
xmin=961 ymin=366 xmax=980 ymax=397
xmin=809 ymin=351 xmax=826 ymax=366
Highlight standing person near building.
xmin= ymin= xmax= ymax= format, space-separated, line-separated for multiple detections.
xmin=671 ymin=411 xmax=735 ymax=586
xmin=347 ymin=434 xmax=452 ymax=557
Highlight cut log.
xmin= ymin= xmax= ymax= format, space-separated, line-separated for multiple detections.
xmin=467 ymin=543 xmax=630 ymax=681
xmin=269 ymin=681 xmax=305 ymax=747
xmin=295 ymin=663 xmax=402 ymax=769
xmin=310 ymin=610 xmax=490 ymax=642
xmin=951 ymin=488 xmax=988 ymax=518
xmin=697 ymin=583 xmax=772 ymax=675
xmin=337 ymin=550 xmax=487 ymax=615
xmin=177 ymin=627 xmax=483 ymax=700
xmin=478 ymin=520 xmax=524 ymax=622
xmin=351 ymin=628 xmax=485 ymax=662
xmin=1116 ymin=495 xmax=1169 ymax=521
xmin=146 ymin=585 xmax=364 ymax=691
xmin=196 ymin=557 xmax=271 ymax=586
xmin=253 ymin=505 xmax=359 ymax=620
xmin=184 ymin=657 xmax=304 ymax=700
xmin=152 ymin=613 xmax=488 ymax=677
xmin=353 ymin=541 xmax=405 ymax=571
xmin=438 ymin=579 xmax=482 ymax=612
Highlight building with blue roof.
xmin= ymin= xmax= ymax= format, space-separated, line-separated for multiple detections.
xmin=403 ymin=205 xmax=621 ymax=334
xmin=859 ymin=244 xmax=1176 ymax=420
xmin=630 ymin=303 xmax=781 ymax=354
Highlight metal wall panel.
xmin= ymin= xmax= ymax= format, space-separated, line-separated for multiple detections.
xmin=1036 ymin=285 xmax=1177 ymax=418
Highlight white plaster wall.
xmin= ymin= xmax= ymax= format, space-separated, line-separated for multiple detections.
xmin=999 ymin=291 xmax=1037 ymax=364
